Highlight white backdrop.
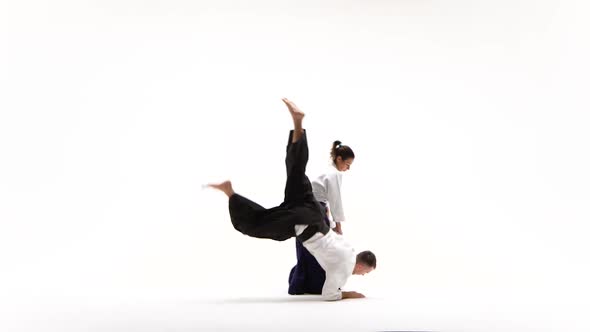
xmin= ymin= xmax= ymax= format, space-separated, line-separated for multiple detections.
xmin=1 ymin=1 xmax=589 ymax=331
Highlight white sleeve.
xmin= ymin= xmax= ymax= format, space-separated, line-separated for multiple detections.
xmin=326 ymin=172 xmax=345 ymax=222
xmin=321 ymin=271 xmax=343 ymax=301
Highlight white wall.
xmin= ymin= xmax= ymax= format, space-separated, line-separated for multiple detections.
xmin=1 ymin=0 xmax=589 ymax=330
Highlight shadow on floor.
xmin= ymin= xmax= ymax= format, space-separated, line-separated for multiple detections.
xmin=208 ymin=295 xmax=324 ymax=304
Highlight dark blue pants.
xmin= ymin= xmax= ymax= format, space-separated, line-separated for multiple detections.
xmin=288 ymin=202 xmax=330 ymax=295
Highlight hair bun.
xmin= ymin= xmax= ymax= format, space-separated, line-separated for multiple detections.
xmin=330 ymin=140 xmax=354 ymax=162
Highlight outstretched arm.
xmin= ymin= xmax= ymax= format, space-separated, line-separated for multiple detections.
xmin=322 ymin=269 xmax=364 ymax=301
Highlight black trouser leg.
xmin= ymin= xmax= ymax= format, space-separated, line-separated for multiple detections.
xmin=283 ymin=130 xmax=316 ymax=206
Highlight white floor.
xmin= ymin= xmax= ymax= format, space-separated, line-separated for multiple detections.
xmin=2 ymin=284 xmax=588 ymax=332
xmin=2 ymin=1 xmax=590 ymax=331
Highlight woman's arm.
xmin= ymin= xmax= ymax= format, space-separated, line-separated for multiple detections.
xmin=326 ymin=172 xmax=345 ymax=233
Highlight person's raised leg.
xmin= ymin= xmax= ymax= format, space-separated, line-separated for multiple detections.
xmin=207 ymin=180 xmax=270 ymax=236
xmin=206 ymin=180 xmax=235 ymax=198
xmin=281 ymin=98 xmax=315 ymax=205
xmin=282 ymin=98 xmax=304 ymax=143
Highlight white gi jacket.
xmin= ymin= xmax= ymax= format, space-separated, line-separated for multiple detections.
xmin=294 ymin=226 xmax=356 ymax=301
xmin=312 ymin=167 xmax=345 ymax=228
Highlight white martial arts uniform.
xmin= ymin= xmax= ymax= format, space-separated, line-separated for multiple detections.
xmin=312 ymin=167 xmax=345 ymax=229
xmin=294 ymin=225 xmax=356 ymax=301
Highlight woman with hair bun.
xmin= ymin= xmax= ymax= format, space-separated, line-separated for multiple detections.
xmin=288 ymin=140 xmax=355 ymax=295
xmin=315 ymin=140 xmax=355 ymax=235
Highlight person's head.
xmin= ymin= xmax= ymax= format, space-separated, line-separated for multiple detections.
xmin=331 ymin=140 xmax=355 ymax=172
xmin=353 ymin=250 xmax=376 ymax=275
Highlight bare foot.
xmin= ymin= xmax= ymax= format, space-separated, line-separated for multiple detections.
xmin=206 ymin=180 xmax=235 ymax=198
xmin=282 ymin=98 xmax=305 ymax=122
xmin=282 ymin=98 xmax=305 ymax=142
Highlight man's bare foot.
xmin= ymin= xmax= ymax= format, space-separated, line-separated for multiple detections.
xmin=206 ymin=180 xmax=235 ymax=198
xmin=282 ymin=98 xmax=305 ymax=142
xmin=282 ymin=98 xmax=305 ymax=122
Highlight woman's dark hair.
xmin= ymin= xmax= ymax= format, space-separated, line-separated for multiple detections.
xmin=356 ymin=250 xmax=377 ymax=268
xmin=330 ymin=140 xmax=355 ymax=164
